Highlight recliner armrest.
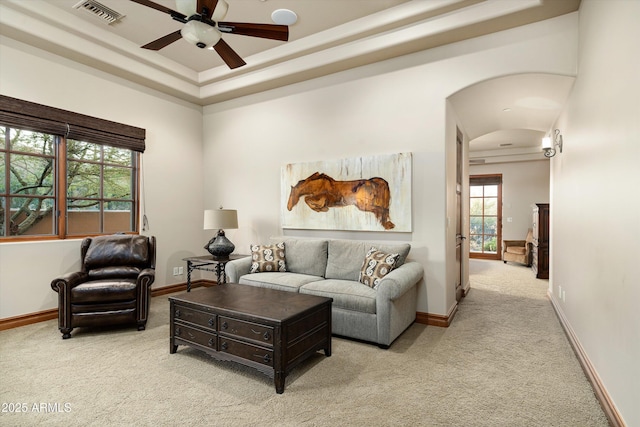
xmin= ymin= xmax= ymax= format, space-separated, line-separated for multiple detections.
xmin=50 ymin=271 xmax=89 ymax=293
xmin=137 ymin=268 xmax=156 ymax=288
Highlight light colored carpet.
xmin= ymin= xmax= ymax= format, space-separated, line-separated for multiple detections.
xmin=0 ymin=260 xmax=608 ymax=426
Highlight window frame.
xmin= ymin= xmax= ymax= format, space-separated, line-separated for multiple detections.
xmin=0 ymin=96 xmax=145 ymax=242
xmin=469 ymin=174 xmax=503 ymax=260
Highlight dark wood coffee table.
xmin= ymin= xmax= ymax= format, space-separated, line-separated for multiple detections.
xmin=169 ymin=284 xmax=332 ymax=393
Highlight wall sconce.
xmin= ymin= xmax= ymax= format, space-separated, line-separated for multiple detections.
xmin=542 ymin=129 xmax=563 ymax=158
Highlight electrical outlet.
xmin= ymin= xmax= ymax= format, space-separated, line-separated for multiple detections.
xmin=172 ymin=267 xmax=179 ymax=276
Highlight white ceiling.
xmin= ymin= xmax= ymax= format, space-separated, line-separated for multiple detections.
xmin=450 ymin=73 xmax=575 ymax=158
xmin=0 ymin=0 xmax=580 ymax=160
xmin=49 ymin=0 xmax=413 ymax=73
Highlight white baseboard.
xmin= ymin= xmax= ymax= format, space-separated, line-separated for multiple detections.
xmin=547 ymin=291 xmax=625 ymax=427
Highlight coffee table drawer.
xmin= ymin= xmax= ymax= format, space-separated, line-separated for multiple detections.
xmin=174 ymin=306 xmax=216 ymax=329
xmin=219 ymin=336 xmax=274 ymax=367
xmin=219 ymin=316 xmax=274 ymax=346
xmin=174 ymin=323 xmax=217 ymax=350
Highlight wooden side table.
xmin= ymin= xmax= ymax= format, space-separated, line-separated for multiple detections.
xmin=182 ymin=254 xmax=248 ymax=291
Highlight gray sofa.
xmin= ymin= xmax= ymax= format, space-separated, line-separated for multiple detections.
xmin=225 ymin=238 xmax=424 ymax=348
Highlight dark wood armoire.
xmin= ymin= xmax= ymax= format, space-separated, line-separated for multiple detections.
xmin=531 ymin=203 xmax=550 ymax=279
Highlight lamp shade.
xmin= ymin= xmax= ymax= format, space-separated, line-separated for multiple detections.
xmin=204 ymin=209 xmax=238 ymax=230
xmin=541 ymin=136 xmax=552 ymax=149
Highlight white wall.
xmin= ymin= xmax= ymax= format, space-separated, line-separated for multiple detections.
xmin=469 ymin=160 xmax=550 ymax=241
xmin=0 ymin=38 xmax=206 ymax=318
xmin=202 ymin=13 xmax=578 ymax=317
xmin=550 ymin=1 xmax=640 ymax=425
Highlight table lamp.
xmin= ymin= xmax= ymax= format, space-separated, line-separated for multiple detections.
xmin=203 ymin=208 xmax=238 ymax=260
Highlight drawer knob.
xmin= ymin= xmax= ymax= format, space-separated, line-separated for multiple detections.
xmin=175 ymin=327 xmax=181 ymax=336
xmin=263 ymin=331 xmax=271 ymax=341
xmin=221 ymin=342 xmax=228 ymax=351
xmin=208 ymin=338 xmax=215 ymax=347
xmin=208 ymin=318 xmax=215 ymax=327
xmin=175 ymin=309 xmax=181 ymax=318
xmin=221 ymin=321 xmax=228 ymax=330
xmin=263 ymin=354 xmax=271 ymax=363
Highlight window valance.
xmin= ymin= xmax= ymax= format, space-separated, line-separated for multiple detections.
xmin=0 ymin=95 xmax=146 ymax=152
xmin=470 ymin=175 xmax=502 ymax=186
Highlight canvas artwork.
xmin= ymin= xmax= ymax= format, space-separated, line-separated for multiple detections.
xmin=281 ymin=153 xmax=412 ymax=232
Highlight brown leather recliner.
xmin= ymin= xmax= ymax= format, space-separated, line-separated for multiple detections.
xmin=503 ymin=229 xmax=533 ymax=266
xmin=51 ymin=234 xmax=156 ymax=339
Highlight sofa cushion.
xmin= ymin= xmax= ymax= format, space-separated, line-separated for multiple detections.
xmin=506 ymin=246 xmax=527 ymax=255
xmin=239 ymin=272 xmax=322 ymax=293
xmin=326 ymin=240 xmax=411 ymax=281
xmin=271 ymin=238 xmax=328 ymax=277
xmin=250 ymin=243 xmax=287 ymax=273
xmin=359 ymin=248 xmax=400 ymax=288
xmin=300 ymin=279 xmax=377 ymax=314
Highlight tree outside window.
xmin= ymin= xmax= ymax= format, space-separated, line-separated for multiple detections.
xmin=0 ymin=126 xmax=137 ymax=239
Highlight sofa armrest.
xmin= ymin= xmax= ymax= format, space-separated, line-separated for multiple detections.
xmin=225 ymin=256 xmax=253 ymax=283
xmin=376 ymin=261 xmax=424 ymax=301
xmin=503 ymin=240 xmax=526 ymax=248
xmin=50 ymin=271 xmax=89 ymax=293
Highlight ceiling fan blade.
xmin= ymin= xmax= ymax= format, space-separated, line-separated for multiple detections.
xmin=141 ymin=30 xmax=183 ymax=50
xmin=130 ymin=0 xmax=187 ymax=20
xmin=197 ymin=0 xmax=219 ymax=19
xmin=218 ymin=22 xmax=289 ymax=41
xmin=213 ymin=39 xmax=246 ymax=69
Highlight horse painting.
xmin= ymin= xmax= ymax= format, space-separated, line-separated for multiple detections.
xmin=287 ymin=172 xmax=395 ymax=230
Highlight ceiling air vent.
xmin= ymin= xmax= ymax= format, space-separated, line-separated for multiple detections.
xmin=73 ymin=0 xmax=124 ymax=25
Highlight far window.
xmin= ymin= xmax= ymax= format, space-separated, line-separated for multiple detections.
xmin=469 ymin=174 xmax=502 ymax=260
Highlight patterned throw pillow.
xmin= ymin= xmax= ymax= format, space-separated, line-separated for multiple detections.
xmin=250 ymin=242 xmax=287 ymax=273
xmin=359 ymin=247 xmax=400 ymax=289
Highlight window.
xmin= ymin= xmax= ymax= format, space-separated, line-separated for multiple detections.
xmin=0 ymin=96 xmax=145 ymax=241
xmin=66 ymin=140 xmax=136 ymax=235
xmin=1 ymin=128 xmax=56 ymax=237
xmin=469 ymin=174 xmax=502 ymax=260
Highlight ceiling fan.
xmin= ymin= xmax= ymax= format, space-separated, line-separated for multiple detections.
xmin=130 ymin=0 xmax=289 ymax=69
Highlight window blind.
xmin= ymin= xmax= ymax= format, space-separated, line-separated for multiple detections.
xmin=0 ymin=95 xmax=146 ymax=152
xmin=470 ymin=175 xmax=502 ymax=186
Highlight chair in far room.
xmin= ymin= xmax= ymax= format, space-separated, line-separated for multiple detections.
xmin=503 ymin=229 xmax=533 ymax=267
xmin=51 ymin=234 xmax=156 ymax=339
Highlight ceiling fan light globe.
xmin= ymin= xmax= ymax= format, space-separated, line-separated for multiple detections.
xmin=181 ymin=20 xmax=221 ymax=49
xmin=175 ymin=0 xmax=197 ymax=17
xmin=212 ymin=0 xmax=229 ymax=21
